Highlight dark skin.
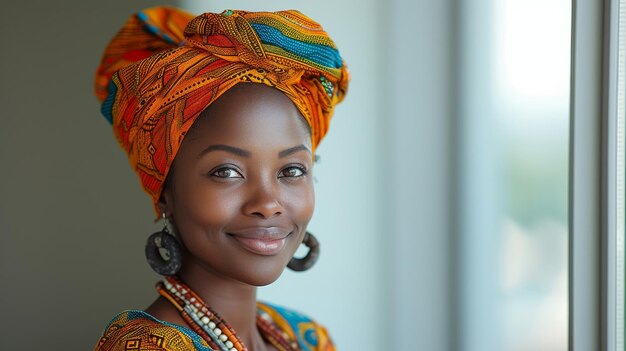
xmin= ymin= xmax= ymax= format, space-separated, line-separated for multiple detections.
xmin=145 ymin=84 xmax=315 ymax=351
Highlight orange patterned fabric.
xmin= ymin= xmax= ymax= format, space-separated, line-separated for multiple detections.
xmin=94 ymin=303 xmax=335 ymax=351
xmin=95 ymin=6 xmax=349 ymax=216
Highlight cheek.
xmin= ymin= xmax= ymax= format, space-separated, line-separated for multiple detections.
xmin=286 ymin=181 xmax=315 ymax=226
xmin=172 ymin=176 xmax=241 ymax=233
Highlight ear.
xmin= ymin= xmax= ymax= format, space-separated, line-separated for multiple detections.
xmin=158 ymin=186 xmax=174 ymax=218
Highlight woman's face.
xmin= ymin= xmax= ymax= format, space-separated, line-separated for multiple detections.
xmin=161 ymin=84 xmax=314 ymax=286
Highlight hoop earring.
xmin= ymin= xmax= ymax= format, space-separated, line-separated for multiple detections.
xmin=287 ymin=231 xmax=320 ymax=272
xmin=145 ymin=214 xmax=182 ymax=276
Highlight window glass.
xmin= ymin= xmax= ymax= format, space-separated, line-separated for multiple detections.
xmin=458 ymin=0 xmax=571 ymax=349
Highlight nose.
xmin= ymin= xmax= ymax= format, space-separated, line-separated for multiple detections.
xmin=242 ymin=182 xmax=284 ymax=219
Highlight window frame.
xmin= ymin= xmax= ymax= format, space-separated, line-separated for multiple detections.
xmin=602 ymin=0 xmax=625 ymax=349
xmin=570 ymin=0 xmax=625 ymax=350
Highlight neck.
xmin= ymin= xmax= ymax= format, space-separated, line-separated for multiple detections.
xmin=178 ymin=259 xmax=267 ymax=350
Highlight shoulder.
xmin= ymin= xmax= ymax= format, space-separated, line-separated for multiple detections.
xmin=93 ymin=310 xmax=213 ymax=351
xmin=258 ymin=302 xmax=336 ymax=351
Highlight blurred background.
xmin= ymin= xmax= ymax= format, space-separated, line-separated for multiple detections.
xmin=0 ymin=0 xmax=573 ymax=350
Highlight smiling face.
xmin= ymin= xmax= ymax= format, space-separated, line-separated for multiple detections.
xmin=160 ymin=83 xmax=315 ymax=286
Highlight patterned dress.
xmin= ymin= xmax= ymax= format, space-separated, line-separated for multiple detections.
xmin=93 ymin=302 xmax=335 ymax=351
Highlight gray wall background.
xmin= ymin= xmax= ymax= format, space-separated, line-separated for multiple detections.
xmin=0 ymin=1 xmax=184 ymax=349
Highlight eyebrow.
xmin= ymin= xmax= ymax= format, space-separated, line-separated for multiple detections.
xmin=198 ymin=144 xmax=251 ymax=158
xmin=279 ymin=144 xmax=311 ymax=158
xmin=198 ymin=144 xmax=311 ymax=159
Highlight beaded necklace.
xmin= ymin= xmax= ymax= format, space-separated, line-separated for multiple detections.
xmin=157 ymin=276 xmax=301 ymax=351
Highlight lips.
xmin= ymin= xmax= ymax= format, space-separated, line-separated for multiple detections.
xmin=227 ymin=227 xmax=292 ymax=256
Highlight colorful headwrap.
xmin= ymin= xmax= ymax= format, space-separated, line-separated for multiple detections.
xmin=95 ymin=6 xmax=349 ymax=216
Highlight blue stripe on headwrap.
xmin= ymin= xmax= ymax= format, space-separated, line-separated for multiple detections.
xmin=101 ymin=79 xmax=117 ymax=124
xmin=138 ymin=11 xmax=176 ymax=45
xmin=250 ymin=23 xmax=342 ymax=69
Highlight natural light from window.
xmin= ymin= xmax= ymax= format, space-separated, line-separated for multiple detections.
xmin=459 ymin=0 xmax=571 ymax=350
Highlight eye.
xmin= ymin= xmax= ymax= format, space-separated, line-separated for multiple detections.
xmin=279 ymin=166 xmax=307 ymax=178
xmin=211 ymin=167 xmax=243 ymax=179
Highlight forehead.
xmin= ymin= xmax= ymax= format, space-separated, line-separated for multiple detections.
xmin=183 ymin=83 xmax=311 ymax=148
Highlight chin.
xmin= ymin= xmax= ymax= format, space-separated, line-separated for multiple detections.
xmin=237 ymin=259 xmax=290 ymax=287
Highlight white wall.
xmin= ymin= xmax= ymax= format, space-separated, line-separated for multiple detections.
xmin=386 ymin=0 xmax=456 ymax=350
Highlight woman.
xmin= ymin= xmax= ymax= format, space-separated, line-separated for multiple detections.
xmin=93 ymin=6 xmax=348 ymax=351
